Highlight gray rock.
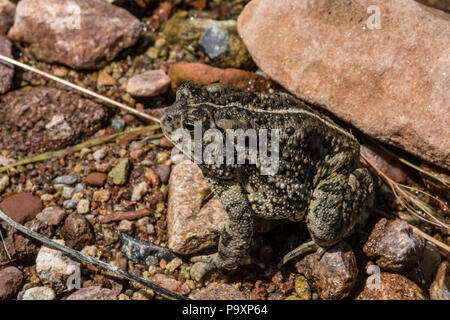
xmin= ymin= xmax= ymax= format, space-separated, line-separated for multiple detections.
xmin=63 ymin=199 xmax=78 ymax=209
xmin=62 ymin=187 xmax=74 ymax=198
xmin=111 ymin=119 xmax=125 ymax=133
xmin=54 ymin=175 xmax=78 ymax=185
xmin=199 ymin=25 xmax=229 ymax=59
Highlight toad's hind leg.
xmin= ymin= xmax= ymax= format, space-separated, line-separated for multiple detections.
xmin=190 ymin=181 xmax=254 ymax=280
xmin=306 ymin=168 xmax=374 ymax=248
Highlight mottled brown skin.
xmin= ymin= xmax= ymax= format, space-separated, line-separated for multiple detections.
xmin=161 ymin=82 xmax=374 ymax=276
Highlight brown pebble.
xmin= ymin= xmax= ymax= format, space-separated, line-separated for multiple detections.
xmin=85 ymin=172 xmax=107 ymax=187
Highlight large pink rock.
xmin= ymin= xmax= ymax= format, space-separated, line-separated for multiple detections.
xmin=238 ymin=0 xmax=450 ymax=170
xmin=8 ymin=0 xmax=143 ymax=69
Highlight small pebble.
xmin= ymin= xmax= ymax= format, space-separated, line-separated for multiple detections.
xmin=111 ymin=119 xmax=126 ymax=132
xmin=165 ymin=257 xmax=183 ymax=273
xmin=53 ymin=175 xmax=77 ymax=185
xmin=93 ymin=148 xmax=107 ymax=161
xmin=22 ymin=287 xmax=56 ymax=300
xmin=62 ymin=186 xmax=74 ymax=198
xmin=131 ymin=181 xmax=149 ymax=201
xmin=0 ymin=175 xmax=9 ymax=194
xmin=63 ymin=199 xmax=78 ymax=209
xmin=77 ymin=199 xmax=90 ymax=214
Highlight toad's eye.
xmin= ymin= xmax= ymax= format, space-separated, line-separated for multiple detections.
xmin=183 ymin=121 xmax=195 ymax=131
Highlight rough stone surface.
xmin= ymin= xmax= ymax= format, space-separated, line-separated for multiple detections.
xmin=0 ymin=35 xmax=13 ymax=94
xmin=152 ymin=273 xmax=182 ymax=293
xmin=363 ymin=218 xmax=426 ymax=273
xmin=65 ymin=286 xmax=118 ymax=300
xmin=36 ymin=240 xmax=80 ymax=294
xmin=62 ymin=214 xmax=95 ymax=250
xmin=108 ymin=158 xmax=131 ymax=186
xmin=22 ymin=287 xmax=56 ymax=300
xmin=126 ymin=70 xmax=171 ymax=97
xmin=0 ymin=193 xmax=43 ymax=224
xmin=8 ymin=0 xmax=143 ymax=69
xmin=238 ymin=0 xmax=450 ymax=170
xmin=101 ymin=209 xmax=152 ymax=224
xmin=430 ymin=261 xmax=450 ymax=300
xmin=0 ymin=0 xmax=15 ymax=34
xmin=356 ymin=272 xmax=426 ymax=300
xmin=407 ymin=242 xmax=441 ymax=286
xmin=36 ymin=207 xmax=67 ymax=226
xmin=2 ymin=228 xmax=40 ymax=263
xmin=190 ymin=283 xmax=247 ymax=300
xmin=0 ymin=266 xmax=24 ymax=300
xmin=168 ymin=62 xmax=277 ymax=93
xmin=0 ymin=87 xmax=109 ymax=157
xmin=167 ymin=160 xmax=228 ymax=255
xmin=295 ymin=241 xmax=358 ymax=300
xmin=85 ymin=172 xmax=107 ymax=187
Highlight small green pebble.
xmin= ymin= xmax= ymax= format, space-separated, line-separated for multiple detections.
xmin=295 ymin=275 xmax=311 ymax=300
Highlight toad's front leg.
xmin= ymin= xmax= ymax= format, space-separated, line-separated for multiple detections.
xmin=191 ymin=183 xmax=253 ymax=280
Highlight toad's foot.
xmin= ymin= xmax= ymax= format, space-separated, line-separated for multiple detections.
xmin=190 ymin=253 xmax=239 ymax=281
xmin=277 ymin=240 xmax=325 ymax=268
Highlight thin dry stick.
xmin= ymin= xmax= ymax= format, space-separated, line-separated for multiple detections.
xmin=0 ymin=226 xmax=11 ymax=259
xmin=0 ymin=54 xmax=161 ymax=124
xmin=0 ymin=126 xmax=162 ymax=173
xmin=360 ymin=152 xmax=449 ymax=229
xmin=0 ymin=209 xmax=189 ymax=300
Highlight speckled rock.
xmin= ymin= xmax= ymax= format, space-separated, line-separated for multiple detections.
xmin=0 ymin=266 xmax=23 ymax=300
xmin=190 ymin=283 xmax=247 ymax=300
xmin=101 ymin=209 xmax=152 ymax=224
xmin=36 ymin=240 xmax=81 ymax=294
xmin=430 ymin=261 xmax=450 ymax=300
xmin=126 ymin=70 xmax=171 ymax=97
xmin=0 ymin=0 xmax=15 ymax=34
xmin=356 ymin=272 xmax=426 ymax=300
xmin=62 ymin=214 xmax=95 ymax=250
xmin=363 ymin=218 xmax=426 ymax=273
xmin=295 ymin=241 xmax=358 ymax=300
xmin=168 ymin=62 xmax=277 ymax=93
xmin=8 ymin=0 xmax=143 ymax=69
xmin=22 ymin=287 xmax=56 ymax=300
xmin=108 ymin=158 xmax=131 ymax=186
xmin=152 ymin=273 xmax=182 ymax=293
xmin=0 ymin=87 xmax=109 ymax=157
xmin=167 ymin=160 xmax=228 ymax=255
xmin=0 ymin=35 xmax=13 ymax=94
xmin=161 ymin=18 xmax=253 ymax=69
xmin=36 ymin=207 xmax=67 ymax=226
xmin=0 ymin=193 xmax=43 ymax=224
xmin=65 ymin=286 xmax=118 ymax=300
xmin=238 ymin=0 xmax=450 ymax=170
